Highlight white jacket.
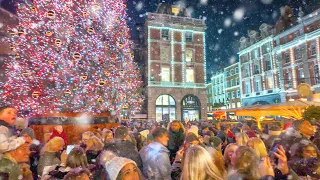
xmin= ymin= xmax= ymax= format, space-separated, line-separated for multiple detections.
xmin=0 ymin=125 xmax=25 ymax=153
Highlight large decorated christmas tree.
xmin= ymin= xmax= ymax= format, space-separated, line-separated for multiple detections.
xmin=1 ymin=0 xmax=143 ymax=116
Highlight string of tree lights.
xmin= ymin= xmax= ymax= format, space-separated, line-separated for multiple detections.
xmin=1 ymin=0 xmax=144 ymax=117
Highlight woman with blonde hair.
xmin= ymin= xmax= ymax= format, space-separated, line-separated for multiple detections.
xmin=223 ymin=143 xmax=238 ymax=171
xmin=207 ymin=147 xmax=227 ymax=178
xmin=247 ymin=137 xmax=268 ymax=159
xmin=235 ymin=132 xmax=249 ymax=146
xmin=85 ymin=136 xmax=104 ymax=164
xmin=38 ymin=137 xmax=65 ymax=176
xmin=228 ymin=146 xmax=261 ymax=180
xmin=180 ymin=145 xmax=224 ymax=180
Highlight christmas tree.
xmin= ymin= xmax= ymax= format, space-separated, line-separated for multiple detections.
xmin=1 ymin=0 xmax=143 ymax=116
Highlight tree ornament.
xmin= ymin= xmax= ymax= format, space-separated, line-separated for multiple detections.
xmin=22 ymin=71 xmax=30 ymax=76
xmin=81 ymin=75 xmax=87 ymax=80
xmin=104 ymin=71 xmax=111 ymax=76
xmin=88 ymin=27 xmax=95 ymax=34
xmin=47 ymin=11 xmax=55 ymax=19
xmin=117 ymin=42 xmax=124 ymax=48
xmin=98 ymin=79 xmax=105 ymax=86
xmin=65 ymin=89 xmax=71 ymax=95
xmin=32 ymin=91 xmax=40 ymax=99
xmin=55 ymin=39 xmax=61 ymax=45
xmin=18 ymin=29 xmax=25 ymax=36
xmin=119 ymin=69 xmax=125 ymax=75
xmin=83 ymin=12 xmax=88 ymax=17
xmin=45 ymin=31 xmax=53 ymax=36
xmin=73 ymin=52 xmax=81 ymax=60
xmin=8 ymin=30 xmax=16 ymax=36
xmin=9 ymin=45 xmax=15 ymax=50
xmin=98 ymin=97 xmax=103 ymax=103
xmin=15 ymin=55 xmax=21 ymax=59
xmin=31 ymin=7 xmax=36 ymax=12
xmin=49 ymin=61 xmax=54 ymax=65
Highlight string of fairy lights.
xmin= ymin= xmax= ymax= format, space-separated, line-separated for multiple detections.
xmin=1 ymin=0 xmax=143 ymax=117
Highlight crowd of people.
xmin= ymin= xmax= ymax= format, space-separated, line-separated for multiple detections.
xmin=0 ymin=105 xmax=320 ymax=180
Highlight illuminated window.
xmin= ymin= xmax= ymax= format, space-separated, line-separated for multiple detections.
xmin=287 ymin=71 xmax=293 ymax=88
xmin=186 ymin=49 xmax=193 ymax=62
xmin=266 ymin=76 xmax=273 ymax=89
xmin=161 ymin=67 xmax=170 ymax=82
xmin=156 ymin=95 xmax=175 ymax=122
xmin=161 ymin=47 xmax=169 ymax=61
xmin=186 ymin=69 xmax=194 ymax=82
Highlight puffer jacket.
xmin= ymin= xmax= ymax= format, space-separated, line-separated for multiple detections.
xmin=140 ymin=142 xmax=171 ymax=180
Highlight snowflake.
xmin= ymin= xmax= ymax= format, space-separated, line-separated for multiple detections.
xmin=229 ymin=56 xmax=236 ymax=64
xmin=234 ymin=31 xmax=239 ymax=36
xmin=135 ymin=1 xmax=143 ymax=11
xmin=218 ymin=29 xmax=223 ymax=34
xmin=233 ymin=7 xmax=245 ymax=21
xmin=224 ymin=18 xmax=232 ymax=27
xmin=200 ymin=0 xmax=208 ymax=5
xmin=261 ymin=0 xmax=273 ymax=5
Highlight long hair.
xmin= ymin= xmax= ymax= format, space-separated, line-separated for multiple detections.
xmin=86 ymin=136 xmax=104 ymax=151
xmin=236 ymin=132 xmax=249 ymax=146
xmin=230 ymin=146 xmax=261 ymax=180
xmin=42 ymin=136 xmax=64 ymax=154
xmin=66 ymin=147 xmax=88 ymax=168
xmin=167 ymin=120 xmax=186 ymax=134
xmin=247 ymin=138 xmax=268 ymax=159
xmin=223 ymin=143 xmax=238 ymax=170
xmin=180 ymin=145 xmax=224 ymax=180
xmin=207 ymin=147 xmax=227 ymax=178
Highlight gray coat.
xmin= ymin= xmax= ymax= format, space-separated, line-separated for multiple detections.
xmin=140 ymin=142 xmax=171 ymax=180
xmin=37 ymin=151 xmax=61 ymax=176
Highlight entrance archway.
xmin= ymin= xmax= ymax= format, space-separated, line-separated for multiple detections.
xmin=181 ymin=95 xmax=201 ymax=121
xmin=155 ymin=95 xmax=176 ymax=122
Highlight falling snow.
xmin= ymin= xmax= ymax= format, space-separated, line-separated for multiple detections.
xmin=224 ymin=18 xmax=232 ymax=27
xmin=233 ymin=7 xmax=245 ymax=21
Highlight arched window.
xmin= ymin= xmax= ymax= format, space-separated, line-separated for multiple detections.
xmin=155 ymin=95 xmax=176 ymax=122
xmin=181 ymin=95 xmax=201 ymax=121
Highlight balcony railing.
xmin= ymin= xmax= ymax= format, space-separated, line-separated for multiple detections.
xmin=149 ymin=81 xmax=206 ymax=88
xmin=147 ymin=13 xmax=205 ymax=26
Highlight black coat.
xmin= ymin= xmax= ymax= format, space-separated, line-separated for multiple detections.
xmin=104 ymin=140 xmax=143 ymax=170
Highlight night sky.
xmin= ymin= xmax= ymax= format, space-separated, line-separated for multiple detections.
xmin=2 ymin=0 xmax=320 ymax=76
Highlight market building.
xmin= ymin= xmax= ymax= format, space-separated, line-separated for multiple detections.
xmin=144 ymin=4 xmax=207 ymax=122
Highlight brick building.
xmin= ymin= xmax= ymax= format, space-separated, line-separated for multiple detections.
xmin=144 ymin=4 xmax=207 ymax=122
xmin=237 ymin=7 xmax=320 ymax=106
xmin=274 ymin=8 xmax=320 ymax=101
xmin=224 ymin=63 xmax=241 ymax=109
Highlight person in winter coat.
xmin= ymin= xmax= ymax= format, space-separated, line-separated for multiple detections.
xmin=140 ymin=127 xmax=171 ymax=180
xmin=104 ymin=126 xmax=143 ymax=171
xmin=167 ymin=121 xmax=185 ymax=163
xmin=288 ymin=141 xmax=320 ymax=178
xmin=0 ymin=106 xmax=31 ymax=154
xmin=37 ymin=136 xmax=65 ymax=176
xmin=49 ymin=125 xmax=67 ymax=145
xmin=0 ymin=143 xmax=31 ymax=180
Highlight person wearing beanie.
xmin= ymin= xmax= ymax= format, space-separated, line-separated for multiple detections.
xmin=188 ymin=125 xmax=199 ymax=137
xmin=208 ymin=136 xmax=223 ymax=151
xmin=264 ymin=125 xmax=282 ymax=150
xmin=185 ymin=133 xmax=200 ymax=145
xmin=105 ymin=156 xmax=143 ymax=180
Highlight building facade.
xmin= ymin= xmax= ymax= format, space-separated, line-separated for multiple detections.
xmin=237 ymin=8 xmax=320 ymax=106
xmin=224 ymin=63 xmax=241 ymax=109
xmin=273 ymin=9 xmax=320 ymax=101
xmin=145 ymin=4 xmax=207 ymax=122
xmin=208 ymin=71 xmax=226 ymax=107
